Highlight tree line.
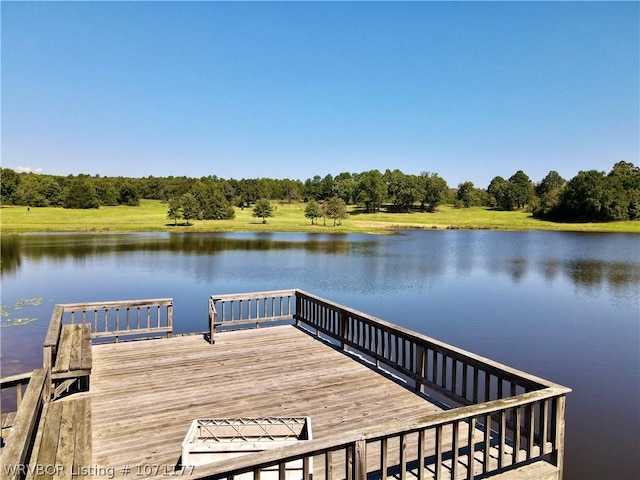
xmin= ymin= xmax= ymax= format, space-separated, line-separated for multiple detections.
xmin=1 ymin=161 xmax=638 ymax=223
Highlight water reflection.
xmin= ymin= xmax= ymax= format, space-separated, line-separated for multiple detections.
xmin=1 ymin=233 xmax=378 ymax=275
xmin=2 ymin=232 xmax=639 ymax=298
xmin=1 ymin=230 xmax=638 ymax=479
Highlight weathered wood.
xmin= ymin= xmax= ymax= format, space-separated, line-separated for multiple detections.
xmin=24 ymin=397 xmax=92 ymax=480
xmin=1 ymin=369 xmax=47 ymax=480
xmin=295 ymin=290 xmax=562 ymax=392
xmin=0 ymin=371 xmax=34 ymax=389
xmin=28 ymin=291 xmax=569 ymax=480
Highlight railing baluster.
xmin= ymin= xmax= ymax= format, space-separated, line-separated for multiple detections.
xmin=326 ymin=449 xmax=334 ymax=480
xmin=513 ymin=406 xmax=521 ymax=465
xmin=399 ymin=433 xmax=407 ymax=479
xmin=483 ymin=414 xmax=491 ymax=474
xmin=541 ymin=399 xmax=549 ymax=454
xmin=418 ymin=429 xmax=425 ymax=480
xmin=435 ymin=424 xmax=443 ymax=480
xmin=452 ymin=421 xmax=459 ymax=479
xmin=452 ymin=359 xmax=458 ymax=396
xmin=380 ymin=437 xmax=388 ymax=480
xmin=498 ymin=410 xmax=506 ymax=468
xmin=472 ymin=367 xmax=479 ymax=404
xmin=467 ymin=418 xmax=476 ymax=480
xmin=346 ymin=444 xmax=354 ymax=480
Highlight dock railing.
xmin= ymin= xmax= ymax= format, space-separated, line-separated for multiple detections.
xmin=43 ymin=298 xmax=173 ymax=399
xmin=0 ymin=369 xmax=47 ymax=480
xmin=208 ymin=289 xmax=296 ymax=343
xmin=188 ymin=385 xmax=568 ymax=480
xmin=204 ymin=289 xmax=571 ymax=479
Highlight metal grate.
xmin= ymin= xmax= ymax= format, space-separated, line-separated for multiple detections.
xmin=194 ymin=417 xmax=308 ymax=444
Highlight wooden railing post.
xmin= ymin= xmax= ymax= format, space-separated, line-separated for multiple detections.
xmin=167 ymin=303 xmax=173 ymax=338
xmin=354 ymin=439 xmax=367 ymax=480
xmin=43 ymin=346 xmax=53 ymax=401
xmin=295 ymin=293 xmax=302 ymax=326
xmin=551 ymin=395 xmax=567 ymax=478
xmin=209 ymin=299 xmax=217 ymax=345
xmin=340 ymin=310 xmax=348 ymax=351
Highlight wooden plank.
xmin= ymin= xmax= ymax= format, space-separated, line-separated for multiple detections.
xmin=44 ymin=305 xmax=64 ymax=348
xmin=73 ymin=398 xmax=92 ymax=479
xmin=0 ymin=371 xmax=33 ymax=389
xmin=1 ymin=412 xmax=17 ymax=429
xmin=52 ymin=401 xmax=76 ymax=480
xmin=60 ymin=298 xmax=173 ymax=310
xmin=53 ymin=326 xmax=73 ymax=374
xmin=68 ymin=325 xmax=83 ymax=371
xmin=79 ymin=326 xmax=565 ymax=480
xmin=1 ymin=369 xmax=47 ymax=480
xmin=80 ymin=324 xmax=93 ymax=370
xmin=34 ymin=400 xmax=63 ymax=480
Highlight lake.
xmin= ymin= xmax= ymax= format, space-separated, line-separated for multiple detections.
xmin=1 ymin=230 xmax=638 ymax=479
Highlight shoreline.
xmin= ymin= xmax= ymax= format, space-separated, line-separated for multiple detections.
xmin=2 ymin=201 xmax=639 ymax=235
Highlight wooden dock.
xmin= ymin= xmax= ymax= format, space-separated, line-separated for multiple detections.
xmin=1 ymin=290 xmax=570 ymax=480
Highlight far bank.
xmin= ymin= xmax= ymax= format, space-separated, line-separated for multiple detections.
xmin=1 ymin=199 xmax=639 ymax=234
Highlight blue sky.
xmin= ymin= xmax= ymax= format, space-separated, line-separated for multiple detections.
xmin=2 ymin=1 xmax=638 ymax=188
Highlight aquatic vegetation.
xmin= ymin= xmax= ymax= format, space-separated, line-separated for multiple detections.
xmin=1 ymin=317 xmax=38 ymax=328
xmin=13 ymin=297 xmax=43 ymax=309
xmin=0 ymin=297 xmax=44 ymax=327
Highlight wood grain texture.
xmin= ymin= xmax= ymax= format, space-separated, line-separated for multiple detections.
xmin=78 ymin=326 xmax=559 ymax=480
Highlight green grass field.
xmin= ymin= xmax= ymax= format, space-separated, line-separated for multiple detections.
xmin=1 ymin=200 xmax=639 ymax=234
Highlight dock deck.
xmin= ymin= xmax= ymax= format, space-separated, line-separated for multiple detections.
xmin=89 ymin=326 xmax=442 ymax=476
xmin=1 ymin=290 xmax=569 ymax=480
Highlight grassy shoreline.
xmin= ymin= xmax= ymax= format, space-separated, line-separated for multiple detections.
xmin=1 ymin=200 xmax=639 ymax=234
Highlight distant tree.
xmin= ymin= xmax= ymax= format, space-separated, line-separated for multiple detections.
xmin=63 ymin=177 xmax=99 ymax=209
xmin=304 ymin=199 xmax=322 ymax=225
xmin=95 ymin=178 xmax=120 ymax=206
xmin=555 ymin=170 xmax=629 ymax=221
xmin=118 ymin=181 xmax=140 ymax=206
xmin=320 ymin=174 xmax=336 ymax=200
xmin=326 ymin=197 xmax=348 ymax=226
xmin=320 ymin=201 xmax=328 ymax=226
xmin=334 ymin=172 xmax=356 ymax=204
xmin=190 ymin=180 xmax=235 ymax=220
xmin=253 ymin=198 xmax=274 ymax=224
xmin=385 ymin=169 xmax=420 ymax=212
xmin=167 ymin=197 xmax=182 ymax=226
xmin=355 ymin=169 xmax=387 ymax=212
xmin=420 ymin=172 xmax=448 ymax=212
xmin=532 ymin=171 xmax=565 ymax=218
xmin=14 ymin=174 xmax=64 ymax=207
xmin=535 ymin=171 xmax=565 ymax=197
xmin=456 ymin=181 xmax=476 ymax=208
xmin=608 ymin=161 xmax=640 ymax=220
xmin=303 ymin=175 xmax=323 ymax=201
xmin=180 ymin=193 xmax=199 ymax=225
xmin=1 ymin=168 xmax=20 ymax=204
xmin=508 ymin=170 xmax=534 ymax=209
xmin=487 ymin=176 xmax=509 ymax=209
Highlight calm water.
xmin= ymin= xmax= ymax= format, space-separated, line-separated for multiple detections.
xmin=1 ymin=231 xmax=638 ymax=479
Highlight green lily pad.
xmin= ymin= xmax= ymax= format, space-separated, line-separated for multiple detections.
xmin=14 ymin=297 xmax=44 ymax=310
xmin=2 ymin=317 xmax=38 ymax=328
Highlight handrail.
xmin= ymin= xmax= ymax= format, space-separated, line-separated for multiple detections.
xmin=185 ymin=387 xmax=569 ymax=480
xmin=208 ymin=289 xmax=296 ymax=344
xmin=0 ymin=369 xmax=47 ymax=480
xmin=43 ymin=298 xmax=173 ymax=400
xmin=200 ymin=288 xmax=571 ymax=479
xmin=0 ymin=371 xmax=33 ymax=409
xmin=295 ymin=290 xmax=558 ymax=397
xmin=62 ymin=298 xmax=174 ymax=341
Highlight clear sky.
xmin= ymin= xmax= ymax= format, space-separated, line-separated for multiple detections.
xmin=2 ymin=1 xmax=638 ymax=188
